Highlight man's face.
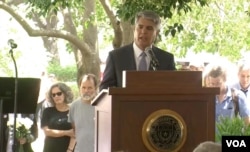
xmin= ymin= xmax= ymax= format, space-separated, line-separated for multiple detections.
xmin=207 ymin=76 xmax=225 ymax=92
xmin=238 ymin=69 xmax=250 ymax=89
xmin=80 ymin=79 xmax=96 ymax=102
xmin=134 ymin=18 xmax=158 ymax=50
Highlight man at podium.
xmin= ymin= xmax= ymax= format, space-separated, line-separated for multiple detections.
xmin=100 ymin=10 xmax=176 ymax=90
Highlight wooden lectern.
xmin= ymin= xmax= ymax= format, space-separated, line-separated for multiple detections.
xmin=92 ymin=71 xmax=219 ymax=152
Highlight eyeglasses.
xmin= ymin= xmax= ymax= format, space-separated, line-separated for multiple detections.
xmin=52 ymin=92 xmax=63 ymax=97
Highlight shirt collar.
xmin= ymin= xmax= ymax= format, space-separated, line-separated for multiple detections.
xmin=215 ymin=86 xmax=232 ymax=103
xmin=133 ymin=43 xmax=152 ymax=58
xmin=240 ymin=89 xmax=248 ymax=94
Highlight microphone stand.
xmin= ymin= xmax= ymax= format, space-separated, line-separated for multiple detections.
xmin=150 ymin=60 xmax=159 ymax=71
xmin=9 ymin=46 xmax=18 ymax=152
xmin=0 ymin=98 xmax=3 ymax=152
xmin=148 ymin=49 xmax=159 ymax=71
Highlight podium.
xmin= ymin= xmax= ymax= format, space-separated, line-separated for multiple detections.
xmin=92 ymin=71 xmax=219 ymax=152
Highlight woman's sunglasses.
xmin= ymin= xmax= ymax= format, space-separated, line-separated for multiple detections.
xmin=52 ymin=92 xmax=63 ymax=97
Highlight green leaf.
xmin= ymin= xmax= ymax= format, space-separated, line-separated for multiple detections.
xmin=171 ymin=29 xmax=176 ymax=37
xmin=216 ymin=116 xmax=250 ymax=142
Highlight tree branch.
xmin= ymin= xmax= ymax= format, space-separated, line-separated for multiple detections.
xmin=99 ymin=0 xmax=122 ymax=48
xmin=0 ymin=1 xmax=91 ymax=54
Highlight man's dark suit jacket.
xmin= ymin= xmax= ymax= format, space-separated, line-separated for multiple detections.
xmin=100 ymin=43 xmax=176 ymax=90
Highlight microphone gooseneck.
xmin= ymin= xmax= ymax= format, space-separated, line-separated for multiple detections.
xmin=7 ymin=39 xmax=19 ymax=151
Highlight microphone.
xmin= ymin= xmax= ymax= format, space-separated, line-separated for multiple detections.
xmin=145 ymin=47 xmax=159 ymax=71
xmin=8 ymin=39 xmax=18 ymax=49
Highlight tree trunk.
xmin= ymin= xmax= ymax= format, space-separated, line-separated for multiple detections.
xmin=77 ymin=0 xmax=100 ymax=84
xmin=121 ymin=21 xmax=134 ymax=46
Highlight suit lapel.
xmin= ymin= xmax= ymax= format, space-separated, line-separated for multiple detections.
xmin=126 ymin=44 xmax=137 ymax=70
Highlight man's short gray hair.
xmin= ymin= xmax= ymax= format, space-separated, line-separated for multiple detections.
xmin=135 ymin=10 xmax=161 ymax=30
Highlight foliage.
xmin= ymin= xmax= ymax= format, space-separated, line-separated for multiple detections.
xmin=96 ymin=1 xmax=114 ymax=46
xmin=47 ymin=62 xmax=79 ymax=99
xmin=47 ymin=62 xmax=77 ymax=82
xmin=216 ymin=116 xmax=250 ymax=142
xmin=157 ymin=0 xmax=250 ymax=62
xmin=116 ymin=0 xmax=208 ymax=24
xmin=25 ymin=0 xmax=208 ymax=37
xmin=116 ymin=0 xmax=208 ymax=37
xmin=25 ymin=0 xmax=81 ymax=15
xmin=0 ymin=47 xmax=24 ymax=77
xmin=2 ymin=0 xmax=250 ymax=75
xmin=66 ymin=82 xmax=79 ymax=100
xmin=0 ymin=51 xmax=13 ymax=76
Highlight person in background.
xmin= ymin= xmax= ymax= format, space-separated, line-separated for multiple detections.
xmin=202 ymin=63 xmax=212 ymax=87
xmin=205 ymin=61 xmax=250 ymax=125
xmin=100 ymin=10 xmax=176 ymax=90
xmin=189 ymin=60 xmax=204 ymax=71
xmin=36 ymin=72 xmax=57 ymax=124
xmin=41 ymin=82 xmax=75 ymax=152
xmin=231 ymin=61 xmax=250 ymax=99
xmin=36 ymin=91 xmax=52 ymax=125
xmin=68 ymin=74 xmax=98 ymax=152
xmin=33 ymin=73 xmax=56 ymax=152
xmin=193 ymin=141 xmax=221 ymax=152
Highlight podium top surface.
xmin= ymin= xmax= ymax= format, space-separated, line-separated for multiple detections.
xmin=91 ymin=71 xmax=219 ymax=106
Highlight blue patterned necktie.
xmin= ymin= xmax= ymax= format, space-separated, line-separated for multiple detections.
xmin=138 ymin=52 xmax=147 ymax=71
